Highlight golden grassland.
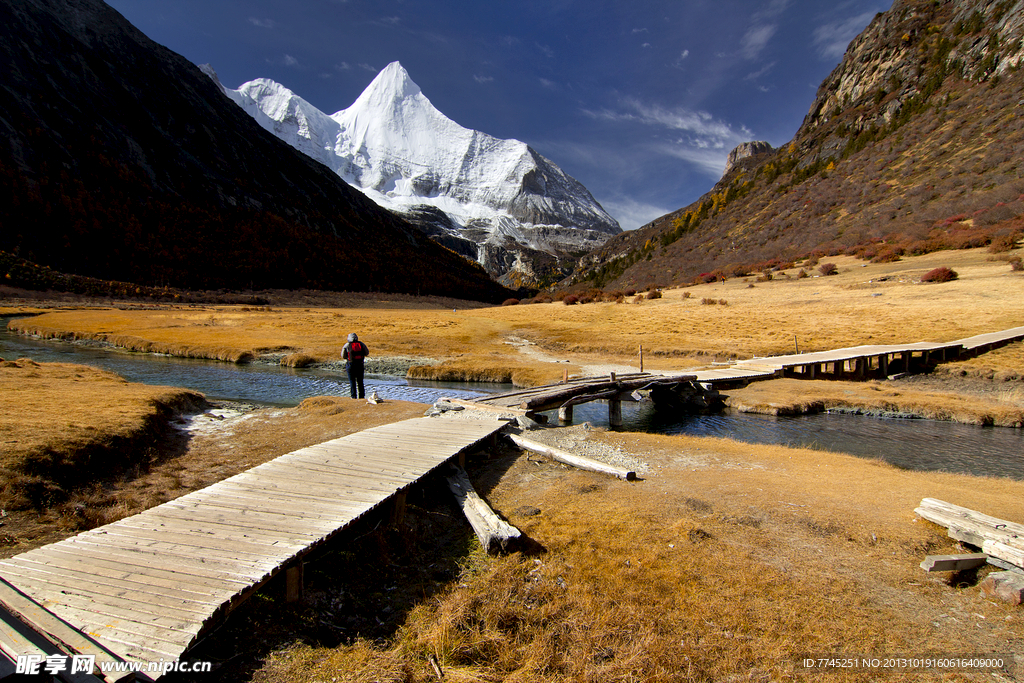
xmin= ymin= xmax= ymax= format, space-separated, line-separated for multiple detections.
xmin=4 ymin=247 xmax=1023 ymax=381
xmin=0 ymin=358 xmax=204 ymax=512
xmin=0 ymin=246 xmax=1022 ymax=680
xmin=245 ymin=427 xmax=1024 ymax=682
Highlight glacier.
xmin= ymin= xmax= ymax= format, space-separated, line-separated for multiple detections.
xmin=205 ymin=62 xmax=620 ymax=286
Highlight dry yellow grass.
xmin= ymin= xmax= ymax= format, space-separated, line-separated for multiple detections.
xmin=0 ymin=359 xmax=203 ymax=502
xmin=726 ymin=377 xmax=1024 ymax=426
xmin=6 ymin=247 xmax=1023 ymax=383
xmin=250 ymin=427 xmax=1024 ymax=682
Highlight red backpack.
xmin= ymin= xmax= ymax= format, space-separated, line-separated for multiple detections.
xmin=347 ymin=341 xmax=366 ymax=361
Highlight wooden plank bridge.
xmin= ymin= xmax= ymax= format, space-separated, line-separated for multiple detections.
xmin=0 ymin=416 xmax=507 ymax=680
xmin=466 ymin=325 xmax=1024 ymax=426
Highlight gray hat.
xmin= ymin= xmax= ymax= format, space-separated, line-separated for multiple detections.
xmin=348 ymin=333 xmax=358 ymax=342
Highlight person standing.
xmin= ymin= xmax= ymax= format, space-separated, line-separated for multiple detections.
xmin=341 ymin=333 xmax=369 ymax=399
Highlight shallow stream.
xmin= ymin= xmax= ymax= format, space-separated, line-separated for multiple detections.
xmin=4 ymin=318 xmax=1022 ymax=480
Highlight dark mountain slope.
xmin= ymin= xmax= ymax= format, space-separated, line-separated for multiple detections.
xmin=0 ymin=0 xmax=511 ymax=302
xmin=569 ymin=0 xmax=1024 ymax=291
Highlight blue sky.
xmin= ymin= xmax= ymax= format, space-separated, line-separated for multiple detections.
xmin=106 ymin=0 xmax=892 ymax=229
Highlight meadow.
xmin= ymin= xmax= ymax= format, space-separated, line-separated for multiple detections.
xmin=1 ymin=245 xmax=1022 ymax=681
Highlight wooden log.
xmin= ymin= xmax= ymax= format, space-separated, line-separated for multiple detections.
xmin=915 ymin=498 xmax=1024 ymax=569
xmin=508 ymin=433 xmax=636 ymax=481
xmin=919 ymin=553 xmax=989 ymax=572
xmin=983 ymin=540 xmax=1024 ymax=570
xmin=608 ymin=398 xmax=622 ymax=427
xmin=445 ymin=467 xmax=522 ymax=554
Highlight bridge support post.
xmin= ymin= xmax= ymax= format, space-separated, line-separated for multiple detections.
xmin=902 ymin=351 xmax=912 ymax=373
xmin=558 ymin=404 xmax=574 ymax=423
xmin=608 ymin=398 xmax=622 ymax=428
xmin=391 ymin=491 xmax=407 ymax=525
xmin=880 ymin=353 xmax=888 ymax=377
xmin=286 ymin=561 xmax=304 ymax=603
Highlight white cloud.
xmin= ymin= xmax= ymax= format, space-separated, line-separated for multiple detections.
xmin=539 ymin=78 xmax=557 ymax=90
xmin=813 ymin=11 xmax=877 ymax=60
xmin=474 ymin=75 xmax=494 ymax=83
xmin=283 ymin=54 xmax=299 ymax=67
xmin=741 ymin=24 xmax=776 ymax=59
xmin=583 ymin=99 xmax=752 ymax=178
xmin=358 ymin=63 xmax=378 ymax=72
xmin=248 ymin=17 xmax=275 ymax=29
xmin=601 ymin=197 xmax=674 ymax=231
xmin=632 ymin=27 xmax=649 ymax=34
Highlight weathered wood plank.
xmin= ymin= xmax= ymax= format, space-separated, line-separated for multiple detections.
xmin=508 ymin=433 xmax=636 ymax=481
xmin=919 ymin=553 xmax=989 ymax=572
xmin=0 ymin=577 xmax=124 ymax=681
xmin=1 ymin=558 xmax=227 ymax=608
xmin=24 ymin=546 xmax=252 ymax=591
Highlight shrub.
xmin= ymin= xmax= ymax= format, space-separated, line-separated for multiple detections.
xmin=921 ymin=266 xmax=958 ymax=283
xmin=756 ymin=271 xmax=773 ymax=282
xmin=624 ymin=288 xmax=637 ymax=297
xmin=718 ymin=299 xmax=728 ymax=306
xmin=682 ymin=291 xmax=692 ymax=298
xmin=562 ymin=294 xmax=579 ymax=305
xmin=797 ymin=269 xmax=809 ymax=279
xmin=701 ymin=297 xmax=718 ymax=305
xmin=989 ymin=234 xmax=1020 ymax=253
xmin=646 ymin=290 xmax=662 ymax=300
xmin=501 ymin=298 xmax=520 ymax=306
xmin=1011 ymin=257 xmax=1023 ymax=272
xmin=819 ymin=263 xmax=839 ymax=276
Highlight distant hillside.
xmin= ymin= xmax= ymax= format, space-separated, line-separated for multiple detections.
xmin=568 ymin=0 xmax=1024 ymax=291
xmin=0 ymin=0 xmax=512 ymax=302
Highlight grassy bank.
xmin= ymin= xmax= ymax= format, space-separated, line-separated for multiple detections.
xmin=237 ymin=425 xmax=1024 ymax=683
xmin=725 ymin=376 xmax=1024 ymax=426
xmin=0 ymin=358 xmax=205 ymax=512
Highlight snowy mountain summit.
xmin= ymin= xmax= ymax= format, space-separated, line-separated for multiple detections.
xmin=213 ymin=62 xmax=620 ymax=286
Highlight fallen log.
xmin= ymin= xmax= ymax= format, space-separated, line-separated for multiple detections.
xmin=445 ymin=466 xmax=522 ymax=554
xmin=915 ymin=498 xmax=1024 ymax=569
xmin=508 ymin=433 xmax=636 ymax=481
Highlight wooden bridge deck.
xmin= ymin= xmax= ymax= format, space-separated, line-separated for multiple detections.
xmin=464 ymin=325 xmax=1024 ymax=422
xmin=0 ymin=416 xmax=506 ymax=677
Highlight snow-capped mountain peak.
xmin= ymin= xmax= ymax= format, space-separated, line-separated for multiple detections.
xmin=213 ymin=61 xmax=620 ymax=285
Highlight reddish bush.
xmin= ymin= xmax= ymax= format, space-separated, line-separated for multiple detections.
xmin=818 ymin=262 xmax=839 ymax=276
xmin=501 ymin=298 xmax=520 ymax=306
xmin=989 ymin=233 xmax=1020 ymax=252
xmin=646 ymin=289 xmax=662 ymax=300
xmin=797 ymin=269 xmax=809 ymax=279
xmin=562 ymin=294 xmax=580 ymax=305
xmin=921 ymin=266 xmax=958 ymax=283
xmin=624 ymin=288 xmax=637 ymax=297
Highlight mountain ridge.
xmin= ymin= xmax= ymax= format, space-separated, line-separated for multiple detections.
xmin=216 ymin=61 xmax=621 ymax=288
xmin=566 ymin=0 xmax=1024 ymax=292
xmin=0 ymin=0 xmax=512 ymax=302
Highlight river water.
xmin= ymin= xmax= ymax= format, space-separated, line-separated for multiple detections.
xmin=4 ymin=319 xmax=1023 ymax=479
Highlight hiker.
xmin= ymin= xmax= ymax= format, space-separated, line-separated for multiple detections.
xmin=341 ymin=333 xmax=369 ymax=399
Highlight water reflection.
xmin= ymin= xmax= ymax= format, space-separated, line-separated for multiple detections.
xmin=548 ymin=400 xmax=1024 ymax=480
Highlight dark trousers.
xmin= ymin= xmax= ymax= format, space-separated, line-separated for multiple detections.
xmin=346 ymin=362 xmax=365 ymax=399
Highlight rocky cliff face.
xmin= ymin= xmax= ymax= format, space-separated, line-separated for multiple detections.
xmin=566 ymin=0 xmax=1024 ymax=291
xmin=723 ymin=141 xmax=774 ymax=176
xmin=216 ymin=62 xmax=621 ymax=288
